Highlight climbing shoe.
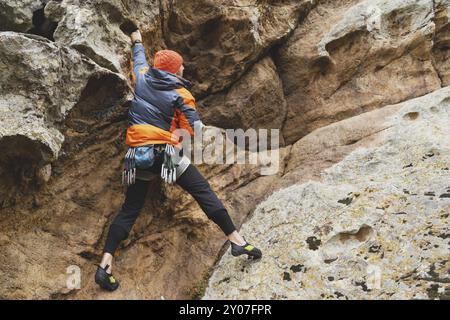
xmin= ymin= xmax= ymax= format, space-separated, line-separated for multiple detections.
xmin=230 ymin=240 xmax=262 ymax=260
xmin=95 ymin=264 xmax=119 ymax=291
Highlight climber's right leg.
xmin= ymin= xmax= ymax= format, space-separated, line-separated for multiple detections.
xmin=176 ymin=164 xmax=262 ymax=260
xmin=95 ymin=179 xmax=150 ymax=291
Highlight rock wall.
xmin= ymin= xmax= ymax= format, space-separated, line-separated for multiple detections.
xmin=205 ymin=87 xmax=450 ymax=300
xmin=0 ymin=32 xmax=130 ymax=207
xmin=0 ymin=0 xmax=449 ymax=299
xmin=277 ymin=0 xmax=443 ymax=144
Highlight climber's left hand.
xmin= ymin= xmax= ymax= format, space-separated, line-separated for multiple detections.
xmin=131 ymin=30 xmax=142 ymax=44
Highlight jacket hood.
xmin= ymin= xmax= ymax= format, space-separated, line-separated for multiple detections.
xmin=147 ymin=67 xmax=193 ymax=91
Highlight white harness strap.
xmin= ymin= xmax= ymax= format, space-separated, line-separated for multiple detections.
xmin=161 ymin=145 xmax=192 ymax=184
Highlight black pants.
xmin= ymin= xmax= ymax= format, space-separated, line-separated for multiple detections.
xmin=104 ymin=161 xmax=236 ymax=255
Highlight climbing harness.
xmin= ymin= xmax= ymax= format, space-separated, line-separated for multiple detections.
xmin=122 ymin=147 xmax=136 ymax=186
xmin=122 ymin=144 xmax=190 ymax=186
xmin=161 ymin=144 xmax=177 ymax=184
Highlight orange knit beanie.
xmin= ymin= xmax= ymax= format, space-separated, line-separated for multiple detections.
xmin=153 ymin=50 xmax=183 ymax=74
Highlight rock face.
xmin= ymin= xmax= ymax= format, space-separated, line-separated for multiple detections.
xmin=277 ymin=0 xmax=444 ymax=144
xmin=0 ymin=0 xmax=44 ymax=32
xmin=0 ymin=32 xmax=130 ymax=207
xmin=279 ymin=97 xmax=403 ymax=188
xmin=434 ymin=0 xmax=450 ymax=85
xmin=0 ymin=0 xmax=449 ymax=300
xmin=204 ymin=88 xmax=450 ymax=300
xmin=49 ymin=0 xmax=164 ymax=73
xmin=198 ymin=57 xmax=287 ymax=140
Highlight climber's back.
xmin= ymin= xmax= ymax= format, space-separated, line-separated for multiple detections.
xmin=126 ymin=44 xmax=200 ymax=147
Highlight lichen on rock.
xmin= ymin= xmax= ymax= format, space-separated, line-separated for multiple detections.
xmin=204 ymin=88 xmax=450 ymax=300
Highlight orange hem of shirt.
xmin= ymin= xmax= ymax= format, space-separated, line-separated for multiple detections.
xmin=126 ymin=124 xmax=180 ymax=147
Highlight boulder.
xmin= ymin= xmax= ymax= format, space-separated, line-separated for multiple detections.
xmin=0 ymin=32 xmax=130 ymax=207
xmin=0 ymin=0 xmax=44 ymax=32
xmin=433 ymin=0 xmax=450 ymax=86
xmin=204 ymin=87 xmax=450 ymax=299
xmin=276 ymin=0 xmax=444 ymax=144
xmin=161 ymin=0 xmax=315 ymax=97
xmin=47 ymin=0 xmax=165 ymax=73
xmin=1 ymin=0 xmax=449 ymax=301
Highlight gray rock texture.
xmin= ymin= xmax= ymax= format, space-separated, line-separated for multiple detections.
xmin=204 ymin=87 xmax=450 ymax=300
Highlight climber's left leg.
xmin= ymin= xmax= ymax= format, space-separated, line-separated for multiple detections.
xmin=95 ymin=179 xmax=150 ymax=291
xmin=104 ymin=178 xmax=150 ymax=255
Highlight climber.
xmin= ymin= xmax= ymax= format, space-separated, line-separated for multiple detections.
xmin=94 ymin=29 xmax=262 ymax=291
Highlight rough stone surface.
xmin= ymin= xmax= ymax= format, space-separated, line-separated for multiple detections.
xmin=204 ymin=87 xmax=450 ymax=300
xmin=0 ymin=0 xmax=44 ymax=32
xmin=199 ymin=57 xmax=287 ymax=142
xmin=280 ymin=100 xmax=403 ymax=187
xmin=276 ymin=0 xmax=446 ymax=144
xmin=0 ymin=32 xmax=130 ymax=206
xmin=161 ymin=0 xmax=315 ymax=97
xmin=48 ymin=0 xmax=165 ymax=73
xmin=433 ymin=0 xmax=450 ymax=86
